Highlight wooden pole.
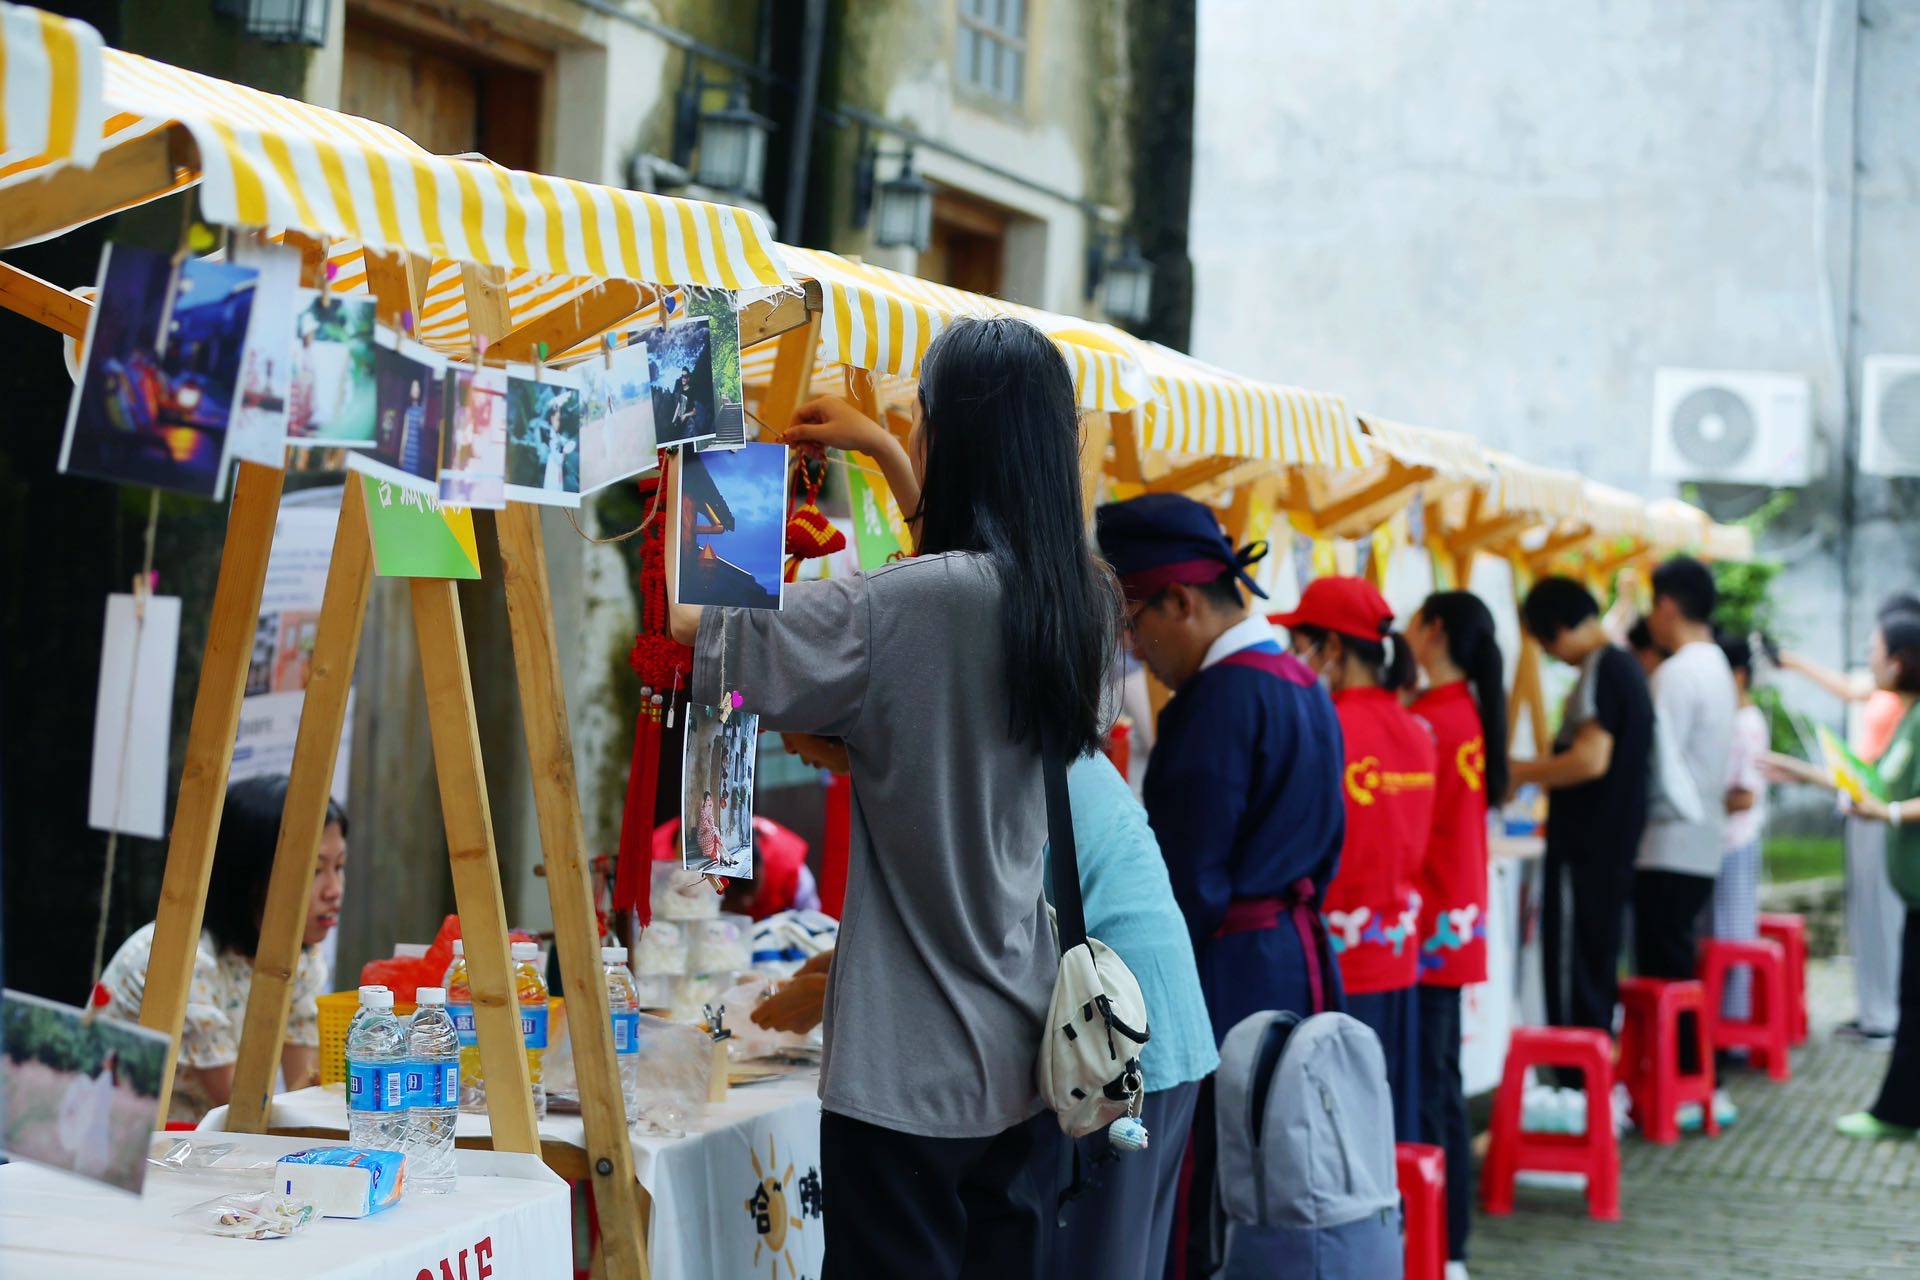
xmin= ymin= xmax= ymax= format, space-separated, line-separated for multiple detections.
xmin=1109 ymin=410 xmax=1145 ymax=485
xmin=409 ymin=578 xmax=541 ymax=1156
xmin=758 ymin=310 xmax=821 ymax=436
xmin=496 ymin=503 xmax=652 ymax=1279
xmin=140 ymin=461 xmax=286 ymax=1123
xmin=1080 ymin=411 xmax=1112 ymax=528
xmin=227 ymin=480 xmax=374 ymax=1132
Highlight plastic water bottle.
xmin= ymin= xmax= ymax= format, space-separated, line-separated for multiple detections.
xmin=444 ymin=940 xmax=484 ymax=1113
xmin=345 ymin=988 xmax=408 ymax=1152
xmin=405 ymin=987 xmax=460 ymax=1194
xmin=603 ymin=946 xmax=641 ymax=1122
xmin=513 ymin=941 xmax=550 ymax=1121
xmin=346 ymin=985 xmax=389 ymax=1040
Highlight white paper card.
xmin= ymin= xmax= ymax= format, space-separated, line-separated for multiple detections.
xmin=88 ymin=593 xmax=181 ymax=839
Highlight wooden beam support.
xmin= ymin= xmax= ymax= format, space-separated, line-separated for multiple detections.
xmin=1109 ymin=411 xmax=1145 ymax=485
xmin=489 ymin=279 xmax=650 ymax=364
xmin=1526 ymin=524 xmax=1596 ymax=573
xmin=361 ymin=249 xmax=430 ymax=332
xmin=1079 ymin=411 xmax=1112 ymax=527
xmin=458 ymin=263 xmax=514 ymax=344
xmin=140 ymin=462 xmax=286 ymax=1122
xmin=496 ymin=502 xmax=652 ymax=1280
xmin=757 ymin=308 xmax=821 ymax=438
xmin=0 ymin=261 xmax=91 ymax=338
xmin=1312 ymin=462 xmax=1431 ymax=535
xmin=738 ymin=278 xmax=820 ymax=349
xmin=1448 ymin=511 xmax=1536 ymax=560
xmin=408 ymin=577 xmax=541 ymax=1156
xmin=0 ymin=124 xmax=197 ymax=251
xmin=1143 ymin=454 xmax=1242 ymax=495
xmin=228 ymin=480 xmax=374 ymax=1133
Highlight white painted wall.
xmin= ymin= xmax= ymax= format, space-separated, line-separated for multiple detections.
xmin=1191 ymin=0 xmax=1920 ymax=694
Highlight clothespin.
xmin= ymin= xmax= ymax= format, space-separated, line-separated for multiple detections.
xmin=400 ymin=309 xmax=414 ymax=337
xmin=535 ymin=341 xmax=548 ymax=383
xmin=704 ymin=1003 xmax=731 ymax=1043
xmin=604 ymin=331 xmax=615 ymax=369
xmin=80 ymin=981 xmax=111 ymax=1026
xmin=131 ymin=567 xmax=155 ymax=623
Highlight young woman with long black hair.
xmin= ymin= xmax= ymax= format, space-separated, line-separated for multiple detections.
xmin=670 ymin=317 xmax=1119 ymax=1277
xmin=1275 ymin=576 xmax=1436 ymax=1144
xmin=1406 ymin=590 xmax=1508 ymax=1279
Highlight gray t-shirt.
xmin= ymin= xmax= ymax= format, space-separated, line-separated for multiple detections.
xmin=1638 ymin=640 xmax=1737 ymax=877
xmin=694 ymin=552 xmax=1055 ymax=1138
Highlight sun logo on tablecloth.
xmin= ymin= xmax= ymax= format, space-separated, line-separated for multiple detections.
xmin=745 ymin=1133 xmax=806 ymax=1279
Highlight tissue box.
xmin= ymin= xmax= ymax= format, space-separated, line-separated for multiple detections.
xmin=276 ymin=1148 xmax=407 ymax=1218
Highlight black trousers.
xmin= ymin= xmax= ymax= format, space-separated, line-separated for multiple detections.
xmin=820 ymin=1108 xmax=1056 ymax=1280
xmin=1416 ymin=984 xmax=1471 ymax=1262
xmin=1633 ymin=868 xmax=1716 ymax=979
xmin=1542 ymin=843 xmax=1635 ymax=1036
xmin=1872 ymin=909 xmax=1920 ymax=1129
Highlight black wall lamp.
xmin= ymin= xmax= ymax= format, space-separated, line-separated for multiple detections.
xmin=212 ymin=0 xmax=330 ymax=46
xmin=1085 ymin=231 xmax=1154 ymax=326
xmin=673 ymin=64 xmax=775 ymax=201
xmin=852 ymin=128 xmax=935 ymax=253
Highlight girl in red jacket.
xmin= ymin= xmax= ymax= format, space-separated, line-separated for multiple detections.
xmin=1276 ymin=576 xmax=1436 ymax=1143
xmin=1407 ymin=590 xmax=1508 ymax=1279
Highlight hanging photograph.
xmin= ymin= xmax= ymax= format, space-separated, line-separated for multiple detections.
xmin=226 ymin=238 xmax=302 ymax=467
xmin=645 ymin=315 xmax=718 ymax=447
xmin=673 ymin=441 xmax=788 ymax=609
xmin=684 ymin=290 xmax=745 ymax=449
xmin=59 ymin=243 xmax=258 ymax=500
xmin=285 ymin=289 xmax=377 ymax=448
xmin=504 ymin=365 xmax=584 ymax=507
xmin=578 ymin=339 xmax=659 ymax=496
xmin=348 ymin=332 xmax=446 ymax=496
xmin=0 ymin=988 xmax=171 ymax=1194
xmin=680 ymin=702 xmax=759 ymax=880
xmin=440 ymin=364 xmax=508 ymax=509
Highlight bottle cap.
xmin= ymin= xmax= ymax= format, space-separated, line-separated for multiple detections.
xmin=358 ymin=984 xmax=388 ymax=999
xmin=511 ymin=941 xmax=539 ymax=961
xmin=452 ymin=940 xmax=464 ymax=956
xmin=366 ymin=989 xmax=394 ymax=1010
xmin=602 ymin=946 xmax=628 ymax=963
xmin=415 ymin=987 xmax=446 ymax=1005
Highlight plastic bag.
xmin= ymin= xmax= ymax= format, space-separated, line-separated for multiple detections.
xmin=712 ymin=972 xmax=819 ymax=1063
xmin=178 ymin=1191 xmax=317 ymax=1240
xmin=631 ymin=1013 xmax=712 ymax=1137
xmin=148 ymin=1137 xmax=276 ymax=1184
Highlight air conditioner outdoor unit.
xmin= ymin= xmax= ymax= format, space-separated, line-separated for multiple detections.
xmin=1650 ymin=368 xmax=1813 ymax=485
xmin=1860 ymin=355 xmax=1920 ymax=478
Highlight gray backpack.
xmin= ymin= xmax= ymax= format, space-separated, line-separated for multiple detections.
xmin=1212 ymin=1010 xmax=1403 ymax=1279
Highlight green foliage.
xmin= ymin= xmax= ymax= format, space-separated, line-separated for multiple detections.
xmin=1763 ymin=833 xmax=1844 ymax=885
xmin=1 ymin=996 xmax=166 ymax=1098
xmin=1712 ymin=558 xmax=1786 ymax=641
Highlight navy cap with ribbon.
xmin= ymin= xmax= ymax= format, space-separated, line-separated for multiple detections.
xmin=1095 ymin=492 xmax=1270 ymax=603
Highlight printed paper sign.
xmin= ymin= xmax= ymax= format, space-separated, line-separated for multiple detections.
xmin=359 ymin=474 xmax=481 ymax=579
xmin=845 ymin=457 xmax=908 ymax=570
xmin=89 ymin=592 xmax=181 ymax=839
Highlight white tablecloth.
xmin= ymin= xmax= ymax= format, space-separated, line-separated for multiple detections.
xmin=1463 ymin=835 xmax=1548 ymax=1095
xmin=0 ymin=1131 xmax=570 ymax=1279
xmin=206 ymin=1069 xmax=828 ymax=1280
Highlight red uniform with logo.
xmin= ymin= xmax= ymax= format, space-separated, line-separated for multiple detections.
xmin=1412 ymin=681 xmax=1490 ymax=986
xmin=1324 ymin=686 xmax=1438 ymax=995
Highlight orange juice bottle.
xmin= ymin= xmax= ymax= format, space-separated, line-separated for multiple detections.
xmin=511 ymin=941 xmax=550 ymax=1120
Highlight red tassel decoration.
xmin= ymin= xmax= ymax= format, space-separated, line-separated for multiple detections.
xmin=783 ymin=451 xmax=846 ymax=582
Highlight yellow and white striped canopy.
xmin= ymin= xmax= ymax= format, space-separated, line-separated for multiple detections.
xmin=1580 ymin=481 xmax=1650 ymax=540
xmin=1133 ymin=342 xmax=1370 ymax=469
xmin=0 ymin=3 xmax=102 ymax=188
xmin=1358 ymin=416 xmax=1490 ymax=481
xmin=0 ymin=10 xmax=789 ymax=291
xmin=1483 ymin=450 xmax=1588 ymax=521
xmin=1645 ymin=497 xmax=1711 ymax=551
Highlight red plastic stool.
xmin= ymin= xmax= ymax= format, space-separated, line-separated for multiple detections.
xmin=1698 ymin=938 xmax=1792 ymax=1081
xmin=1617 ymin=977 xmax=1718 ymax=1143
xmin=1481 ymin=1026 xmax=1620 ymax=1221
xmin=1396 ymin=1142 xmax=1447 ymax=1280
xmin=1758 ymin=913 xmax=1809 ymax=1045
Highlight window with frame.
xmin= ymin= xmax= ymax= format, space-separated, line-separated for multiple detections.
xmin=956 ymin=0 xmax=1027 ymax=105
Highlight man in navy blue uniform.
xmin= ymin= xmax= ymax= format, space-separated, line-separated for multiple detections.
xmin=1098 ymin=493 xmax=1346 ymax=1034
xmin=1098 ymin=493 xmax=1347 ymax=1278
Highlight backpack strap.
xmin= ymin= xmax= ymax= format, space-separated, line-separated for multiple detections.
xmin=1042 ymin=734 xmax=1089 ymax=957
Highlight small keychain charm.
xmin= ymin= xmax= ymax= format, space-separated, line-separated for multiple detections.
xmin=1108 ymin=1115 xmax=1150 ymax=1154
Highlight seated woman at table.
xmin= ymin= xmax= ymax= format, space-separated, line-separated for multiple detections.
xmin=100 ymin=774 xmax=347 ymax=1124
xmin=672 ymin=317 xmax=1119 ymax=1278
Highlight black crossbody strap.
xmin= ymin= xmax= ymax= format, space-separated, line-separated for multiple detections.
xmin=1042 ymin=734 xmax=1087 ymax=956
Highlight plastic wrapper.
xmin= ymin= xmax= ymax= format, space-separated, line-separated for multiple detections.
xmin=691 ymin=914 xmax=752 ymax=972
xmin=711 ymin=972 xmax=821 ymax=1063
xmin=630 ymin=1013 xmax=713 ymax=1137
xmin=651 ymin=862 xmax=720 ymax=921
xmin=635 ymin=920 xmax=689 ymax=976
xmin=178 ymin=1191 xmax=317 ymax=1240
xmin=147 ymin=1137 xmax=276 ymax=1184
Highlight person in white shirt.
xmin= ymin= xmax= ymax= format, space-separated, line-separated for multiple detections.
xmin=1715 ymin=635 xmax=1769 ymax=1022
xmin=1636 ymin=557 xmax=1738 ymax=983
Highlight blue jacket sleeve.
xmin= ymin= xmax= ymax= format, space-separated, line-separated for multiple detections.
xmin=1144 ymin=682 xmax=1257 ymax=950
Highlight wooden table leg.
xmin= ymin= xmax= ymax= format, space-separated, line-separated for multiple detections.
xmin=409 ymin=577 xmax=541 ymax=1156
xmin=228 ymin=480 xmax=373 ymax=1132
xmin=496 ymin=502 xmax=652 ymax=1280
xmin=140 ymin=461 xmax=285 ymax=1122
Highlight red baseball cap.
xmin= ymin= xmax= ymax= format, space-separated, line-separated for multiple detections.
xmin=1269 ymin=576 xmax=1395 ymax=642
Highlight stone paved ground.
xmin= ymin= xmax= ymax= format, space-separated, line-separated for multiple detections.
xmin=1470 ymin=959 xmax=1920 ymax=1279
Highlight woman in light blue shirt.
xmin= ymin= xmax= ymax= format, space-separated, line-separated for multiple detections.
xmin=1044 ymin=752 xmax=1218 ymax=1280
